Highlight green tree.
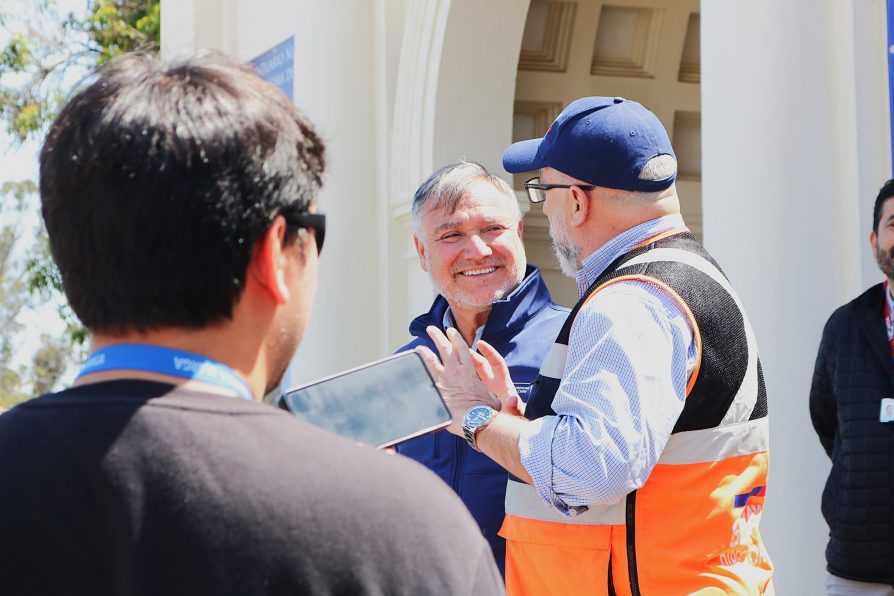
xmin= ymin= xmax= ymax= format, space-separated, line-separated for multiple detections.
xmin=1 ymin=0 xmax=160 ymax=142
xmin=0 ymin=0 xmax=160 ymax=405
xmin=0 ymin=182 xmax=29 ymax=408
xmin=30 ymin=332 xmax=68 ymax=396
xmin=0 ymin=180 xmax=67 ymax=408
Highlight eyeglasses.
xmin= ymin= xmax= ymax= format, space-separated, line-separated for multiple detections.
xmin=287 ymin=212 xmax=326 ymax=254
xmin=524 ymin=177 xmax=595 ymax=203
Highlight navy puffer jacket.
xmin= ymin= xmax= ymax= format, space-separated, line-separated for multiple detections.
xmin=810 ymin=282 xmax=894 ymax=585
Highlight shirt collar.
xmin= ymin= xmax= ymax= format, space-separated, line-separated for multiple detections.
xmin=441 ymin=308 xmax=485 ymax=349
xmin=575 ymin=213 xmax=687 ymax=297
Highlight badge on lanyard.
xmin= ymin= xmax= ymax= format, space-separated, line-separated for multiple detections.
xmin=882 ymin=398 xmax=894 ymax=423
xmin=878 ymin=397 xmax=894 ymax=422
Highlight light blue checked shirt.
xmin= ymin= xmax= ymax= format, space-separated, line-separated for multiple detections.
xmin=518 ymin=214 xmax=698 ymax=515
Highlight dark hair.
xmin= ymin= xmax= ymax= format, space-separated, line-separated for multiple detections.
xmin=39 ymin=50 xmax=325 ymax=334
xmin=874 ymin=179 xmax=894 ymax=232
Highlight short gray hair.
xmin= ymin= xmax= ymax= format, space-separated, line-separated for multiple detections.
xmin=412 ymin=161 xmax=521 ymax=233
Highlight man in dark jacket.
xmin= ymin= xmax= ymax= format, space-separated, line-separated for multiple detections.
xmin=396 ymin=161 xmax=568 ymax=574
xmin=811 ymin=178 xmax=894 ymax=594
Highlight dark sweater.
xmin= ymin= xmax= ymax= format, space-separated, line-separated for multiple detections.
xmin=810 ymin=283 xmax=894 ymax=585
xmin=0 ymin=380 xmax=503 ymax=595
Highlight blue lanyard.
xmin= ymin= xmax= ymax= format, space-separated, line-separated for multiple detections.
xmin=77 ymin=344 xmax=254 ymax=401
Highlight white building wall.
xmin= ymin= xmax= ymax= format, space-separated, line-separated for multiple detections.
xmin=703 ymin=1 xmax=890 ymax=593
xmin=163 ymin=0 xmax=386 ymax=384
xmin=388 ymin=0 xmax=530 ymax=351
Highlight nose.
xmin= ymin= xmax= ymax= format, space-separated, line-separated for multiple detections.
xmin=465 ymin=234 xmax=493 ymax=257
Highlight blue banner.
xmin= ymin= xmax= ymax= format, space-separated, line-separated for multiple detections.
xmin=249 ymin=36 xmax=295 ymax=101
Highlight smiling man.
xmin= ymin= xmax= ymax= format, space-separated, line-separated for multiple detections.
xmin=396 ymin=161 xmax=568 ymax=574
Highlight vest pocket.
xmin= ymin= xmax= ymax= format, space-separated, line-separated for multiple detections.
xmin=501 ymin=515 xmax=614 ymax=596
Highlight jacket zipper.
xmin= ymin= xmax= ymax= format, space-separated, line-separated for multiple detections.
xmin=626 ymin=491 xmax=641 ymax=595
xmin=452 ymin=434 xmax=465 ymax=494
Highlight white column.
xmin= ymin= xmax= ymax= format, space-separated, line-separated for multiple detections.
xmin=164 ymin=0 xmax=384 ymax=383
xmin=160 ymin=0 xmax=236 ymax=57
xmin=388 ymin=0 xmax=531 ymax=350
xmin=702 ymin=1 xmax=889 ymax=592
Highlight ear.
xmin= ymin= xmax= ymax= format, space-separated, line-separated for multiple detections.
xmin=569 ymin=186 xmax=590 ymax=227
xmin=871 ymin=229 xmax=878 ymax=253
xmin=516 ymin=218 xmax=524 ymax=239
xmin=413 ymin=234 xmax=429 ymax=272
xmin=251 ymin=215 xmax=291 ymax=305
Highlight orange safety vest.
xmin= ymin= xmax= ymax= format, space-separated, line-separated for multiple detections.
xmin=500 ymin=233 xmax=773 ymax=595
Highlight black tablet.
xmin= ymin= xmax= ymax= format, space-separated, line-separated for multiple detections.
xmin=281 ymin=351 xmax=451 ymax=448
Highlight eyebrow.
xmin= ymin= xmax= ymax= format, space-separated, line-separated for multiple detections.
xmin=432 ymin=217 xmax=514 ymax=235
xmin=433 ymin=221 xmax=461 ymax=235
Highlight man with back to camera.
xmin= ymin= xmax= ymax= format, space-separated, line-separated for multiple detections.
xmin=810 ymin=179 xmax=894 ymax=595
xmin=416 ymin=97 xmax=774 ymax=594
xmin=395 ymin=160 xmax=568 ymax=573
xmin=0 ymin=51 xmax=502 ymax=595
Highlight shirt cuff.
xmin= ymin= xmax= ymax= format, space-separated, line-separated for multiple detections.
xmin=518 ymin=415 xmax=590 ymax=517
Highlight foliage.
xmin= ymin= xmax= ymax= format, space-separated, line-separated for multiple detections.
xmin=0 ymin=2 xmax=159 ymax=405
xmin=30 ymin=333 xmax=68 ymax=395
xmin=0 ymin=180 xmax=73 ymax=408
xmin=0 ymin=0 xmax=161 ymax=142
xmin=0 ymin=190 xmax=29 ymax=407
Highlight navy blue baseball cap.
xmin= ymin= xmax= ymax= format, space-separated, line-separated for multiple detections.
xmin=503 ymin=96 xmax=676 ymax=191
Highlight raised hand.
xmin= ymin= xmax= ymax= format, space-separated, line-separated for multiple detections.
xmin=415 ymin=326 xmax=500 ymax=436
xmin=474 ymin=340 xmax=524 ymax=417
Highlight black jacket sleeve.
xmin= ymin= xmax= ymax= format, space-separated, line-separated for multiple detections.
xmin=810 ymin=318 xmax=837 ymax=458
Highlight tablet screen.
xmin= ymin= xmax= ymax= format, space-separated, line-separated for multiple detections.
xmin=281 ymin=351 xmax=451 ymax=448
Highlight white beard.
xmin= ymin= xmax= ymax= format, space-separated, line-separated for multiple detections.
xmin=549 ymin=220 xmax=581 ymax=278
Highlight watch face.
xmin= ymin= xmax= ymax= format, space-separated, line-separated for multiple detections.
xmin=466 ymin=406 xmax=493 ymax=425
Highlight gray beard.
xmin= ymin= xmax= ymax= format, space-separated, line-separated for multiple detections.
xmin=549 ymin=224 xmax=581 ymax=278
xmin=426 ymin=258 xmax=525 ymax=314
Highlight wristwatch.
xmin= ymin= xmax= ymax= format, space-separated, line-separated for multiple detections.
xmin=462 ymin=405 xmax=497 ymax=451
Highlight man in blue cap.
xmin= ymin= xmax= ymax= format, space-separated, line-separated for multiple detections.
xmin=417 ymin=97 xmax=774 ymax=594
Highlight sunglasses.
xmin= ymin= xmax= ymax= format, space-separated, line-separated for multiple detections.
xmin=287 ymin=212 xmax=326 ymax=254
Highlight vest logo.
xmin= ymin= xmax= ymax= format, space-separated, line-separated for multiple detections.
xmin=733 ymin=485 xmax=765 ymax=508
xmin=719 ymin=487 xmax=770 ymax=568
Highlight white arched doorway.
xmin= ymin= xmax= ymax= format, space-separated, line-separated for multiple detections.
xmin=385 ymin=0 xmax=531 ymax=348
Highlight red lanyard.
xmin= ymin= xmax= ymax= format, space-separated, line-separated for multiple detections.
xmin=884 ymin=281 xmax=894 ymax=357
